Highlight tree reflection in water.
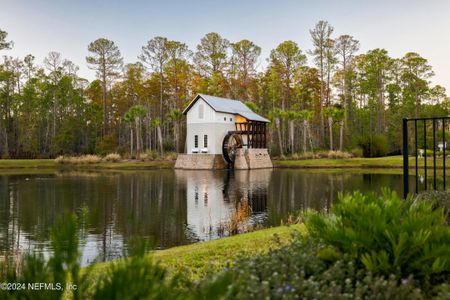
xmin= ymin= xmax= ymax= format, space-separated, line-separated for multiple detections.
xmin=0 ymin=170 xmax=404 ymax=265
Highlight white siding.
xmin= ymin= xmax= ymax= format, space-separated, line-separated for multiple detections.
xmin=215 ymin=112 xmax=235 ymax=124
xmin=186 ymin=98 xmax=215 ymax=123
xmin=186 ymin=99 xmax=235 ymax=154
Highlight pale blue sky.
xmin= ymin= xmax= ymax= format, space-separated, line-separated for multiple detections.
xmin=2 ymin=0 xmax=450 ymax=91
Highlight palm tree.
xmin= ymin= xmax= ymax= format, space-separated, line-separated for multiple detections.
xmin=334 ymin=109 xmax=345 ymax=151
xmin=324 ymin=107 xmax=336 ymax=151
xmin=124 ymin=105 xmax=148 ymax=159
xmin=268 ymin=108 xmax=284 ymax=156
xmin=298 ymin=110 xmax=314 ymax=153
xmin=286 ymin=110 xmax=299 ymax=154
xmin=152 ymin=117 xmax=163 ymax=157
xmin=324 ymin=107 xmax=345 ymax=151
xmin=124 ymin=112 xmax=134 ymax=157
xmin=167 ymin=109 xmax=183 ymax=152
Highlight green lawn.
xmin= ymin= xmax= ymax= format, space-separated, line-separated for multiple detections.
xmin=87 ymin=225 xmax=304 ymax=282
xmin=0 ymin=155 xmax=447 ymax=171
xmin=0 ymin=159 xmax=175 ymax=170
xmin=0 ymin=159 xmax=57 ymax=169
xmin=274 ymin=155 xmax=448 ymax=169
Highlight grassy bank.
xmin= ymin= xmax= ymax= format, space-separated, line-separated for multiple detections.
xmin=89 ymin=224 xmax=304 ymax=281
xmin=0 ymin=159 xmax=175 ymax=170
xmin=0 ymin=155 xmax=447 ymax=171
xmin=274 ymin=155 xmax=448 ymax=169
xmin=3 ymin=192 xmax=449 ymax=299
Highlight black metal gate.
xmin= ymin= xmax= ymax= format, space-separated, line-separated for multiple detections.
xmin=402 ymin=117 xmax=450 ymax=198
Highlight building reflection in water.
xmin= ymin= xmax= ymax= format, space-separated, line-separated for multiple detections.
xmin=174 ymin=169 xmax=271 ymax=240
xmin=0 ymin=169 xmax=407 ymax=265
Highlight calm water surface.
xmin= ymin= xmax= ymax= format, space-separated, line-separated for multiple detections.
xmin=0 ymin=169 xmax=405 ymax=265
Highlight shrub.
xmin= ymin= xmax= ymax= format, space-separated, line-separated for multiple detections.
xmin=0 ymin=213 xmax=186 ymax=300
xmin=327 ymin=150 xmax=352 ymax=159
xmin=96 ymin=134 xmax=117 ymax=156
xmin=305 ymin=189 xmax=450 ymax=280
xmin=138 ymin=150 xmax=177 ymax=161
xmin=316 ymin=151 xmax=329 ymax=159
xmin=81 ymin=155 xmax=102 ymax=164
xmin=54 ymin=155 xmax=101 ymax=164
xmin=164 ymin=151 xmax=178 ymax=161
xmin=413 ymin=149 xmax=450 ymax=156
xmin=140 ymin=150 xmax=158 ymax=161
xmin=279 ymin=152 xmax=319 ymax=160
xmin=416 ymin=149 xmax=435 ymax=156
xmin=416 ymin=190 xmax=450 ymax=224
xmin=287 ymin=151 xmax=353 ymax=160
xmin=163 ymin=140 xmax=175 ymax=152
xmin=436 ymin=150 xmax=450 ymax=156
xmin=104 ymin=153 xmax=121 ymax=162
xmin=2 ymin=190 xmax=448 ymax=299
xmin=299 ymin=151 xmax=316 ymax=159
xmin=358 ymin=135 xmax=389 ymax=157
xmin=279 ymin=153 xmax=297 ymax=160
xmin=0 ymin=212 xmax=82 ymax=300
xmin=202 ymin=235 xmax=424 ymax=300
xmin=350 ymin=147 xmax=363 ymax=158
xmin=88 ymin=245 xmax=182 ymax=299
xmin=289 ymin=153 xmax=301 ymax=160
xmin=55 ymin=155 xmax=66 ymax=164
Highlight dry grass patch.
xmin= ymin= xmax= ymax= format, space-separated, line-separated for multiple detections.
xmin=283 ymin=150 xmax=353 ymax=160
xmin=164 ymin=152 xmax=178 ymax=161
xmin=55 ymin=155 xmax=101 ymax=164
xmin=139 ymin=151 xmax=177 ymax=161
xmin=104 ymin=153 xmax=121 ymax=162
xmin=327 ymin=150 xmax=353 ymax=159
xmin=139 ymin=150 xmax=158 ymax=161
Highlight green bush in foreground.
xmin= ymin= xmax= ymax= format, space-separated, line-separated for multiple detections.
xmin=0 ymin=214 xmax=185 ymax=300
xmin=1 ymin=189 xmax=449 ymax=299
xmin=210 ymin=236 xmax=424 ymax=300
xmin=417 ymin=191 xmax=450 ymax=224
xmin=306 ymin=190 xmax=450 ymax=280
xmin=0 ymin=213 xmax=82 ymax=300
xmin=203 ymin=190 xmax=449 ymax=299
xmin=88 ymin=253 xmax=180 ymax=300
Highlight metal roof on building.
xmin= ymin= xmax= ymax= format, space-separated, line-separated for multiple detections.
xmin=183 ymin=94 xmax=270 ymax=123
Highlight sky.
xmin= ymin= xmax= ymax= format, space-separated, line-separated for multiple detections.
xmin=2 ymin=0 xmax=450 ymax=91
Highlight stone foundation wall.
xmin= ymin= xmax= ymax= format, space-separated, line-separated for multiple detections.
xmin=175 ymin=149 xmax=273 ymax=170
xmin=175 ymin=154 xmax=228 ymax=170
xmin=234 ymin=149 xmax=273 ymax=170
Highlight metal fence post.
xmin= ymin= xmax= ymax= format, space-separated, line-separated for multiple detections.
xmin=403 ymin=118 xmax=409 ymax=198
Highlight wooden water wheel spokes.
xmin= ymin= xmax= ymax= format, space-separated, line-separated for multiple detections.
xmin=222 ymin=132 xmax=243 ymax=164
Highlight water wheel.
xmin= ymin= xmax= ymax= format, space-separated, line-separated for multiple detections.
xmin=222 ymin=132 xmax=243 ymax=164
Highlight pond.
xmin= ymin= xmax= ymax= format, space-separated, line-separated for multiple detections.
xmin=0 ymin=169 xmax=405 ymax=265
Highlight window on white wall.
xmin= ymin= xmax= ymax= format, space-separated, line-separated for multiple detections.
xmin=199 ymin=104 xmax=204 ymax=119
xmin=204 ymin=135 xmax=208 ymax=147
xmin=194 ymin=135 xmax=198 ymax=148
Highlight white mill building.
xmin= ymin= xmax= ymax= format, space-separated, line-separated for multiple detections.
xmin=175 ymin=94 xmax=273 ymax=169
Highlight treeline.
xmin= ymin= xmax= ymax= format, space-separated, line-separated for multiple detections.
xmin=0 ymin=21 xmax=448 ymax=158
